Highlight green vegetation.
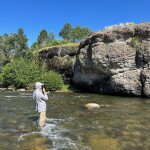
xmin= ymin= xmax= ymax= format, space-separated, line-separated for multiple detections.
xmin=36 ymin=42 xmax=79 ymax=54
xmin=72 ymin=25 xmax=92 ymax=41
xmin=37 ymin=29 xmax=48 ymax=47
xmin=131 ymin=36 xmax=141 ymax=48
xmin=31 ymin=23 xmax=92 ymax=51
xmin=0 ymin=28 xmax=28 ymax=69
xmin=1 ymin=59 xmax=41 ymax=88
xmin=0 ymin=22 xmax=92 ymax=90
xmin=0 ymin=58 xmax=64 ymax=90
xmin=61 ymin=84 xmax=80 ymax=92
xmin=59 ymin=23 xmax=92 ymax=42
xmin=59 ymin=23 xmax=72 ymax=41
xmin=47 ymin=32 xmax=55 ymax=45
xmin=62 ymin=84 xmax=70 ymax=90
xmin=40 ymin=71 xmax=64 ymax=91
xmin=15 ymin=28 xmax=29 ymax=58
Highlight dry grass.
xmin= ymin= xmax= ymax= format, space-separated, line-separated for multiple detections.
xmin=33 ymin=43 xmax=79 ymax=54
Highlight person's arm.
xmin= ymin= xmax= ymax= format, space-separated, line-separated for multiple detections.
xmin=41 ymin=87 xmax=48 ymax=101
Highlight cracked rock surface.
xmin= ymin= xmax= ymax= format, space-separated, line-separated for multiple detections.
xmin=73 ymin=22 xmax=150 ymax=97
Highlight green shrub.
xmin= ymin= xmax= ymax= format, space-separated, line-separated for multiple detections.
xmin=1 ymin=58 xmax=64 ymax=90
xmin=40 ymin=71 xmax=64 ymax=91
xmin=50 ymin=40 xmax=60 ymax=46
xmin=59 ymin=40 xmax=69 ymax=45
xmin=2 ymin=58 xmax=41 ymax=88
xmin=46 ymin=40 xmax=70 ymax=47
xmin=131 ymin=36 xmax=141 ymax=48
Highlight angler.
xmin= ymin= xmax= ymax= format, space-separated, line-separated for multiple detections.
xmin=33 ymin=82 xmax=48 ymax=128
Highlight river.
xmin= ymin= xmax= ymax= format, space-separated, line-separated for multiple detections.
xmin=0 ymin=91 xmax=149 ymax=150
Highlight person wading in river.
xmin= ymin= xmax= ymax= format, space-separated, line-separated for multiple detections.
xmin=33 ymin=82 xmax=48 ymax=128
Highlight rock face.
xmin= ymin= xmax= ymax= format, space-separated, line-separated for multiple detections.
xmin=73 ymin=22 xmax=150 ymax=97
xmin=39 ymin=44 xmax=78 ymax=83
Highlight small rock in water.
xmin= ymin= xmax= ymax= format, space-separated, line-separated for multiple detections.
xmin=17 ymin=89 xmax=26 ymax=92
xmin=0 ymin=88 xmax=7 ymax=91
xmin=7 ymin=87 xmax=15 ymax=91
xmin=84 ymin=103 xmax=100 ymax=110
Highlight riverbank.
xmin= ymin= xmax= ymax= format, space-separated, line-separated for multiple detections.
xmin=0 ymin=84 xmax=81 ymax=93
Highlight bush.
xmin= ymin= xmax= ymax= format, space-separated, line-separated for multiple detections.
xmin=1 ymin=58 xmax=64 ymax=90
xmin=47 ymin=40 xmax=70 ymax=47
xmin=40 ymin=71 xmax=64 ymax=91
xmin=131 ymin=36 xmax=141 ymax=48
xmin=2 ymin=58 xmax=41 ymax=88
xmin=50 ymin=40 xmax=60 ymax=46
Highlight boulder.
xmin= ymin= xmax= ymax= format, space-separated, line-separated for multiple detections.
xmin=73 ymin=22 xmax=150 ymax=97
xmin=85 ymin=103 xmax=100 ymax=109
xmin=39 ymin=23 xmax=150 ymax=97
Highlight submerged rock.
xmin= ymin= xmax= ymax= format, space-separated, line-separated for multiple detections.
xmin=73 ymin=22 xmax=150 ymax=97
xmin=88 ymin=134 xmax=121 ymax=150
xmin=18 ymin=133 xmax=50 ymax=150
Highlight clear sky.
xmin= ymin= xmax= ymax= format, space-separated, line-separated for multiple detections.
xmin=0 ymin=0 xmax=149 ymax=47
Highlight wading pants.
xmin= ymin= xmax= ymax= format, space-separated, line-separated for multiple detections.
xmin=39 ymin=112 xmax=46 ymax=127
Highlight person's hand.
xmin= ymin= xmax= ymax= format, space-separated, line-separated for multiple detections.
xmin=42 ymin=87 xmax=46 ymax=94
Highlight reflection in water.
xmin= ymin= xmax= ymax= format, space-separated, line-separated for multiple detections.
xmin=0 ymin=91 xmax=150 ymax=150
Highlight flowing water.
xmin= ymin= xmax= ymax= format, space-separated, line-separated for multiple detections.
xmin=0 ymin=91 xmax=150 ymax=150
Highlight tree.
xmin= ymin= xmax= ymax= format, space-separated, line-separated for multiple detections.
xmin=1 ymin=58 xmax=41 ymax=88
xmin=31 ymin=42 xmax=40 ymax=50
xmin=37 ymin=29 xmax=48 ymax=47
xmin=72 ymin=26 xmax=83 ymax=42
xmin=47 ymin=32 xmax=55 ymax=45
xmin=15 ymin=28 xmax=28 ymax=57
xmin=81 ymin=26 xmax=93 ymax=39
xmin=59 ymin=23 xmax=72 ymax=41
xmin=0 ymin=34 xmax=16 ymax=67
xmin=72 ymin=26 xmax=92 ymax=42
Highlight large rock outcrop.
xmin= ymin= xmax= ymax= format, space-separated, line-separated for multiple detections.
xmin=39 ymin=43 xmax=78 ymax=83
xmin=73 ymin=22 xmax=150 ymax=97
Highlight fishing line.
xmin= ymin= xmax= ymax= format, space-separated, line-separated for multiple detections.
xmin=40 ymin=51 xmax=83 ymax=127
xmin=41 ymin=43 xmax=120 ymax=129
xmin=49 ymin=97 xmax=83 ymax=129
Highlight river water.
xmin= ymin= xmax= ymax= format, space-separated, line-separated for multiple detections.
xmin=0 ymin=91 xmax=149 ymax=150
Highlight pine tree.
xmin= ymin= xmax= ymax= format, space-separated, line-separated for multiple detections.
xmin=15 ymin=28 xmax=28 ymax=57
xmin=37 ymin=29 xmax=48 ymax=46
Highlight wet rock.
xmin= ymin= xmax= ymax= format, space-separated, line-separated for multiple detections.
xmin=84 ymin=103 xmax=100 ymax=110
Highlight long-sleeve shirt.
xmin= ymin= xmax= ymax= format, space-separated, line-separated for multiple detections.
xmin=33 ymin=82 xmax=48 ymax=113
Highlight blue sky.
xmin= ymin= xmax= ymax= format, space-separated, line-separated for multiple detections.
xmin=0 ymin=0 xmax=149 ymax=47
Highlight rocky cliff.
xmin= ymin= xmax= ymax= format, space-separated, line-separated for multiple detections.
xmin=72 ymin=22 xmax=150 ymax=97
xmin=39 ymin=43 xmax=78 ymax=83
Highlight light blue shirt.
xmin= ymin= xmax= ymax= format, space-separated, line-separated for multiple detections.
xmin=33 ymin=82 xmax=48 ymax=113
